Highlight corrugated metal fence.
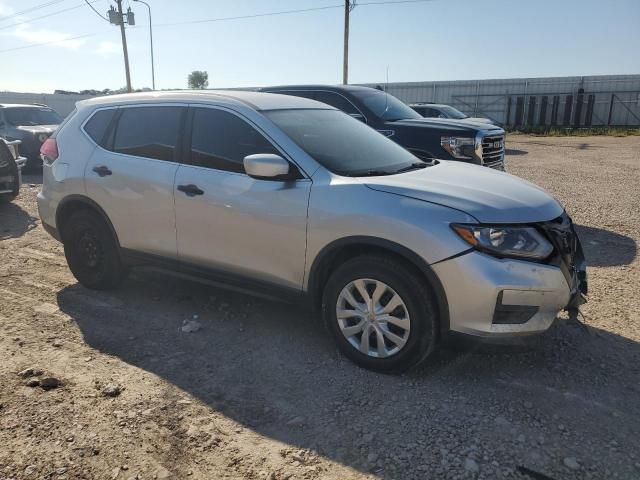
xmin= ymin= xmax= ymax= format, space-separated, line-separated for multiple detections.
xmin=361 ymin=74 xmax=640 ymax=128
xmin=2 ymin=75 xmax=640 ymax=127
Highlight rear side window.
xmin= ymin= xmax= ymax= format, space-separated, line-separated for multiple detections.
xmin=84 ymin=109 xmax=115 ymax=146
xmin=188 ymin=108 xmax=278 ymax=173
xmin=314 ymin=91 xmax=359 ymax=115
xmin=278 ymin=90 xmax=317 ymax=101
xmin=113 ymin=106 xmax=183 ymax=162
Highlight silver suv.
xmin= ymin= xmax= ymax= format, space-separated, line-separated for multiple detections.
xmin=37 ymin=91 xmax=587 ymax=373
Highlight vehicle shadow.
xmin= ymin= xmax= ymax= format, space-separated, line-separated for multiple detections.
xmin=505 ymin=148 xmax=528 ymax=156
xmin=0 ymin=201 xmax=38 ymax=240
xmin=575 ymin=224 xmax=636 ymax=267
xmin=57 ymin=270 xmax=640 ymax=478
xmin=22 ymin=172 xmax=43 ymax=186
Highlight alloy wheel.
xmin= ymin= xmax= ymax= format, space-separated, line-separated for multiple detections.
xmin=336 ymin=278 xmax=411 ymax=358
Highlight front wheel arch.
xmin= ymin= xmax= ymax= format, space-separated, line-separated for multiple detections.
xmin=307 ymin=236 xmax=450 ymax=338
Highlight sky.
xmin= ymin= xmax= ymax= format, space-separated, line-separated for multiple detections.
xmin=0 ymin=0 xmax=639 ymax=93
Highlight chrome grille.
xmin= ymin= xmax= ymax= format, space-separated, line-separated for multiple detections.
xmin=481 ymin=134 xmax=505 ymax=169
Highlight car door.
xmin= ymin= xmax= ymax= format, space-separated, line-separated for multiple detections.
xmin=174 ymin=106 xmax=311 ymax=291
xmin=84 ymin=104 xmax=186 ymax=258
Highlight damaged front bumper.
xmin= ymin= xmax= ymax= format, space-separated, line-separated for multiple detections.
xmin=433 ymin=212 xmax=587 ymax=339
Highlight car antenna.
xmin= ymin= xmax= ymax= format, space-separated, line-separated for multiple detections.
xmin=384 ymin=65 xmax=389 ymax=113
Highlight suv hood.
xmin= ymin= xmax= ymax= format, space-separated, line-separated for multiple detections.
xmin=390 ymin=117 xmax=503 ymax=133
xmin=16 ymin=125 xmax=58 ymax=134
xmin=363 ymin=161 xmax=563 ymax=223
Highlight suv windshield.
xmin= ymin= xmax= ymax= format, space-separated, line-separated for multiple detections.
xmin=439 ymin=105 xmax=468 ymax=119
xmin=265 ymin=109 xmax=425 ymax=177
xmin=4 ymin=107 xmax=62 ymax=126
xmin=351 ymin=90 xmax=422 ymax=122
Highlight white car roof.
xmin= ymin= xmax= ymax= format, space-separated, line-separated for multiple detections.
xmin=76 ymin=90 xmax=333 ymax=112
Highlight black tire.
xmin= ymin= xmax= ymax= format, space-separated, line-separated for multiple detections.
xmin=322 ymin=255 xmax=438 ymax=373
xmin=0 ymin=142 xmax=19 ymax=204
xmin=61 ymin=209 xmax=127 ymax=290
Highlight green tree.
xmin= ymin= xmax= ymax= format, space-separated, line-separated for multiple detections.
xmin=188 ymin=70 xmax=209 ymax=89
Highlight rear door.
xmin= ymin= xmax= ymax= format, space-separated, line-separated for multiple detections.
xmin=84 ymin=104 xmax=186 ymax=258
xmin=173 ymin=106 xmax=311 ymax=290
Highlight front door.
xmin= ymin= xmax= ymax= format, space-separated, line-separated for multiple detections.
xmin=174 ymin=106 xmax=311 ymax=290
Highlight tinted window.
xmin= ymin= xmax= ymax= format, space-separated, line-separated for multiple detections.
xmin=189 ymin=108 xmax=279 ymax=173
xmin=84 ymin=109 xmax=115 ymax=146
xmin=439 ymin=105 xmax=468 ymax=119
xmin=4 ymin=107 xmax=62 ymax=126
xmin=266 ymin=109 xmax=419 ymax=177
xmin=113 ymin=106 xmax=183 ymax=161
xmin=414 ymin=106 xmax=436 ymax=117
xmin=278 ymin=90 xmax=317 ymax=101
xmin=314 ymin=92 xmax=359 ymax=115
xmin=351 ymin=89 xmax=422 ymax=121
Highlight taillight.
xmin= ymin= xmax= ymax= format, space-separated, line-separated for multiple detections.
xmin=40 ymin=138 xmax=58 ymax=164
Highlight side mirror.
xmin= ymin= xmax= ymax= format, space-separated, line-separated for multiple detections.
xmin=438 ymin=114 xmax=446 ymax=119
xmin=348 ymin=113 xmax=366 ymax=123
xmin=243 ymin=153 xmax=292 ymax=180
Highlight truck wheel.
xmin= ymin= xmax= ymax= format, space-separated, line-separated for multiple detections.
xmin=322 ymin=255 xmax=438 ymax=373
xmin=61 ymin=209 xmax=127 ymax=290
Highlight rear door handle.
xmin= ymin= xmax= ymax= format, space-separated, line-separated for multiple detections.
xmin=92 ymin=165 xmax=112 ymax=177
xmin=177 ymin=184 xmax=204 ymax=197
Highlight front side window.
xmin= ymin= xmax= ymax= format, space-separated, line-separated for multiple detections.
xmin=351 ymin=90 xmax=422 ymax=122
xmin=113 ymin=106 xmax=183 ymax=162
xmin=4 ymin=107 xmax=63 ymax=126
xmin=189 ymin=108 xmax=278 ymax=173
xmin=266 ymin=109 xmax=421 ymax=177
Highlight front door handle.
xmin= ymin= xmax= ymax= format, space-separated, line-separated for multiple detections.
xmin=92 ymin=165 xmax=112 ymax=177
xmin=177 ymin=184 xmax=204 ymax=197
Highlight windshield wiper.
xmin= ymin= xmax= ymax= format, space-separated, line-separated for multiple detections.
xmin=394 ymin=162 xmax=429 ymax=174
xmin=347 ymin=169 xmax=392 ymax=177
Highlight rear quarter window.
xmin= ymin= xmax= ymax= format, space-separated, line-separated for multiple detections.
xmin=83 ymin=109 xmax=115 ymax=146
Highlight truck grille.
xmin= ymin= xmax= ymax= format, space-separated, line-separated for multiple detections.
xmin=481 ymin=134 xmax=505 ymax=170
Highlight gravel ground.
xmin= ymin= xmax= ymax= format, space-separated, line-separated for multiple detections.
xmin=1 ymin=135 xmax=639 ymax=480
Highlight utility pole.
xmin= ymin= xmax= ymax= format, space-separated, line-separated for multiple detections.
xmin=108 ymin=0 xmax=134 ymax=92
xmin=342 ymin=0 xmax=352 ymax=84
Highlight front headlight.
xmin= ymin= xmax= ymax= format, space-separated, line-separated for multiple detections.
xmin=440 ymin=136 xmax=475 ymax=159
xmin=37 ymin=133 xmax=49 ymax=143
xmin=451 ymin=224 xmax=553 ymax=260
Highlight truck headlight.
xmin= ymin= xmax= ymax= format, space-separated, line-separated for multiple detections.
xmin=37 ymin=133 xmax=49 ymax=143
xmin=451 ymin=224 xmax=553 ymax=260
xmin=440 ymin=136 xmax=476 ymax=159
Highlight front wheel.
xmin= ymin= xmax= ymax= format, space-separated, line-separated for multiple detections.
xmin=322 ymin=255 xmax=438 ymax=373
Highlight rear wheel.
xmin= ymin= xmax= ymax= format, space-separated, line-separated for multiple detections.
xmin=61 ymin=209 xmax=127 ymax=290
xmin=322 ymin=255 xmax=438 ymax=373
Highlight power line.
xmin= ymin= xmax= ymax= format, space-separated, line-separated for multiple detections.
xmin=151 ymin=0 xmax=436 ymax=28
xmin=152 ymin=5 xmax=344 ymax=28
xmin=0 ymin=0 xmax=102 ymax=31
xmin=358 ymin=0 xmax=435 ymax=5
xmin=0 ymin=0 xmax=67 ymax=22
xmin=0 ymin=30 xmax=111 ymax=53
xmin=83 ymin=0 xmax=109 ymax=21
xmin=0 ymin=0 xmax=438 ymax=53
